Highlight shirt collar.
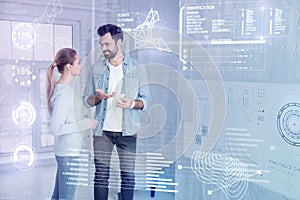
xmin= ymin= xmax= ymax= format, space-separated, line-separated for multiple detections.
xmin=105 ymin=53 xmax=128 ymax=69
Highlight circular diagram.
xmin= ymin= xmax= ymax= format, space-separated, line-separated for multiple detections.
xmin=277 ymin=102 xmax=300 ymax=147
xmin=11 ymin=144 xmax=36 ymax=171
xmin=11 ymin=59 xmax=37 ymax=87
xmin=12 ymin=101 xmax=36 ymax=127
xmin=12 ymin=22 xmax=35 ymax=49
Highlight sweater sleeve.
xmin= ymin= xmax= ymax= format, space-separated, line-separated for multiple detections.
xmin=50 ymin=89 xmax=92 ymax=136
xmin=59 ymin=117 xmax=92 ymax=135
xmin=82 ymin=65 xmax=96 ymax=108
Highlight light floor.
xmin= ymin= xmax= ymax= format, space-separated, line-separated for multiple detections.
xmin=0 ymin=162 xmax=174 ymax=200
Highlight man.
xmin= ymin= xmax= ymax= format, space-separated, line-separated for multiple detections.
xmin=83 ymin=24 xmax=152 ymax=200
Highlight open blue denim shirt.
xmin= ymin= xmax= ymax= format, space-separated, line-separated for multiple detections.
xmin=83 ymin=54 xmax=152 ymax=136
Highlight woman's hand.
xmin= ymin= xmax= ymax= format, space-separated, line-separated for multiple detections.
xmin=91 ymin=119 xmax=98 ymax=129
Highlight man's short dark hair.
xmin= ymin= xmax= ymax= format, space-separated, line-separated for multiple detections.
xmin=97 ymin=24 xmax=123 ymax=42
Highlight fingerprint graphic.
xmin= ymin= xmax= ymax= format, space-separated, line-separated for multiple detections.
xmin=191 ymin=151 xmax=248 ymax=200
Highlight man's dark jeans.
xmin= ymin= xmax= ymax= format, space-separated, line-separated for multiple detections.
xmin=93 ymin=131 xmax=136 ymax=200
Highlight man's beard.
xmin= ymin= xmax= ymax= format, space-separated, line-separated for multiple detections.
xmin=103 ymin=48 xmax=118 ymax=59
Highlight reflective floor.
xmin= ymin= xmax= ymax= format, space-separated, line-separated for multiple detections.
xmin=1 ymin=155 xmax=295 ymax=200
xmin=0 ymin=160 xmax=174 ymax=200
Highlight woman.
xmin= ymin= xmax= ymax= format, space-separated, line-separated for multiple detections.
xmin=47 ymin=48 xmax=97 ymax=200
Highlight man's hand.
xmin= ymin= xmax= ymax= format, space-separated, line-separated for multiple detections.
xmin=87 ymin=89 xmax=115 ymax=106
xmin=95 ymin=89 xmax=115 ymax=100
xmin=116 ymin=97 xmax=134 ymax=109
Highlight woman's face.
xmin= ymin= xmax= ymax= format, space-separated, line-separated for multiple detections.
xmin=71 ymin=54 xmax=82 ymax=76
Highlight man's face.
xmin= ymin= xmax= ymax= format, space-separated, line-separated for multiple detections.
xmin=99 ymin=32 xmax=119 ymax=59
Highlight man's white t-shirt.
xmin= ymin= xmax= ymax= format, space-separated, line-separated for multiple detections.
xmin=103 ymin=63 xmax=123 ymax=132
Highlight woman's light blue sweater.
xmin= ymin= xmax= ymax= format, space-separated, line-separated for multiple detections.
xmin=50 ymin=83 xmax=92 ymax=156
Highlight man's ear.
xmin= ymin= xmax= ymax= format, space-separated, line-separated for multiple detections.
xmin=117 ymin=39 xmax=123 ymax=47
